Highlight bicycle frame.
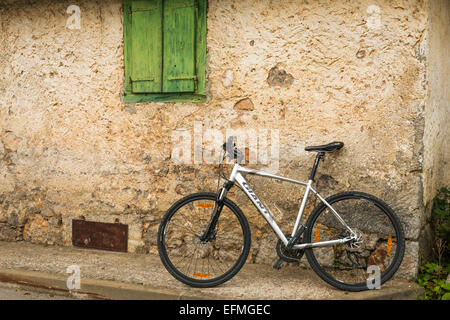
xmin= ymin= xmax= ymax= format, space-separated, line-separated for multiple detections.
xmin=221 ymin=163 xmax=358 ymax=250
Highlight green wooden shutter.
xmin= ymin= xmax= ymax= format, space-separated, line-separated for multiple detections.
xmin=162 ymin=0 xmax=197 ymax=93
xmin=130 ymin=0 xmax=163 ymax=93
xmin=194 ymin=0 xmax=206 ymax=95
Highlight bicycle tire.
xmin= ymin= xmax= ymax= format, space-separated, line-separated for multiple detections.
xmin=157 ymin=192 xmax=251 ymax=288
xmin=304 ymin=191 xmax=405 ymax=292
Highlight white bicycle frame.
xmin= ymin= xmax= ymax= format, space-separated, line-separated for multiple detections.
xmin=222 ymin=163 xmax=358 ymax=250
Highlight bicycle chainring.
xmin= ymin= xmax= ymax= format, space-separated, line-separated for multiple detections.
xmin=276 ymin=236 xmax=305 ymax=263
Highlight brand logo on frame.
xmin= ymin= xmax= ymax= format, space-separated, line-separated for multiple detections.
xmin=242 ymin=182 xmax=275 ymax=222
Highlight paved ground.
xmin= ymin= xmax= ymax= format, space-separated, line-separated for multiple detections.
xmin=0 ymin=282 xmax=77 ymax=300
xmin=0 ymin=241 xmax=423 ymax=300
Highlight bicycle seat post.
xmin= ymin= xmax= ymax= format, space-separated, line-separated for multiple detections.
xmin=309 ymin=152 xmax=325 ymax=181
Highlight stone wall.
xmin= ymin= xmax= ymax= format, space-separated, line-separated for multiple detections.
xmin=0 ymin=0 xmax=436 ymax=278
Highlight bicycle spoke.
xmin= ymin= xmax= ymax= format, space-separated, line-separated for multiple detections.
xmin=185 ymin=243 xmax=199 ymax=277
xmin=159 ymin=194 xmax=249 ymax=286
xmin=167 ymin=221 xmax=197 ymax=235
xmin=305 ymin=193 xmax=404 ymax=290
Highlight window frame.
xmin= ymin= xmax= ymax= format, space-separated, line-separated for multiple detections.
xmin=123 ymin=0 xmax=207 ymax=103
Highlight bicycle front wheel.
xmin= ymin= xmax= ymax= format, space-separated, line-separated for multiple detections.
xmin=304 ymin=192 xmax=405 ymax=291
xmin=157 ymin=192 xmax=251 ymax=288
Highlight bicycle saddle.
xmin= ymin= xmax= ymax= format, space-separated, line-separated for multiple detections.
xmin=305 ymin=141 xmax=344 ymax=153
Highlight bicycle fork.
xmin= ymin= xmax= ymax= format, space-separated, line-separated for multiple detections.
xmin=198 ymin=181 xmax=234 ymax=242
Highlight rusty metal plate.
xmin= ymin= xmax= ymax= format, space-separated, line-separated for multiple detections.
xmin=72 ymin=219 xmax=128 ymax=252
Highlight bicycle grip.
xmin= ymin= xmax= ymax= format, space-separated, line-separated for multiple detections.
xmin=223 ymin=137 xmax=244 ymax=163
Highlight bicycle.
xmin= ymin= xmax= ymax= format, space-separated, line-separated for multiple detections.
xmin=157 ymin=137 xmax=405 ymax=291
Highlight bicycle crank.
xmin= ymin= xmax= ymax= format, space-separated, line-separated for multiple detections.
xmin=273 ymin=236 xmax=305 ymax=270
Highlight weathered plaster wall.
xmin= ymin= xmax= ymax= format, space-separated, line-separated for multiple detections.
xmin=0 ymin=0 xmax=431 ymax=278
xmin=423 ymin=0 xmax=450 ymax=206
xmin=420 ymin=0 xmax=450 ymax=260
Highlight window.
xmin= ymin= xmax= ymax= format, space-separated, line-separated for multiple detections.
xmin=123 ymin=0 xmax=207 ymax=103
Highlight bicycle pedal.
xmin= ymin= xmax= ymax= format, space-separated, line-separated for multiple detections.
xmin=273 ymin=258 xmax=284 ymax=270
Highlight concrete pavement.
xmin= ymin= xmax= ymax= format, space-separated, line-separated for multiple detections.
xmin=0 ymin=282 xmax=78 ymax=300
xmin=0 ymin=241 xmax=423 ymax=300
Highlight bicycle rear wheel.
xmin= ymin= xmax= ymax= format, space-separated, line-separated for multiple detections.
xmin=157 ymin=192 xmax=251 ymax=287
xmin=304 ymin=192 xmax=405 ymax=291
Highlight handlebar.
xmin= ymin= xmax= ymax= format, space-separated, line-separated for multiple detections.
xmin=222 ymin=136 xmax=244 ymax=163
